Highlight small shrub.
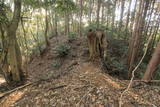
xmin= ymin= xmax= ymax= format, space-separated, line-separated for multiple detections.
xmin=56 ymin=43 xmax=70 ymax=57
xmin=68 ymin=32 xmax=77 ymax=41
xmin=52 ymin=63 xmax=61 ymax=68
xmin=113 ymin=61 xmax=124 ymax=71
xmin=154 ymin=65 xmax=160 ymax=80
xmin=154 ymin=72 xmax=160 ymax=80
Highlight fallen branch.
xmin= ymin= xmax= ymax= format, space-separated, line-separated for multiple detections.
xmin=0 ymin=82 xmax=32 ymax=99
xmin=0 ymin=76 xmax=54 ymax=99
xmin=48 ymin=85 xmax=67 ymax=91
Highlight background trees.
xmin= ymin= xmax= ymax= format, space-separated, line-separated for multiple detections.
xmin=0 ymin=0 xmax=160 ymax=84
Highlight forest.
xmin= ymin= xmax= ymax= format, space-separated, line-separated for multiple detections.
xmin=0 ymin=0 xmax=160 ymax=106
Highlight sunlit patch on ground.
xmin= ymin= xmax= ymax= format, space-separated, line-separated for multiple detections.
xmin=1 ymin=91 xmax=25 ymax=107
xmin=0 ymin=75 xmax=6 ymax=85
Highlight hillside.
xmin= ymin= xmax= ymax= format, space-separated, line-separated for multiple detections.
xmin=0 ymin=35 xmax=160 ymax=107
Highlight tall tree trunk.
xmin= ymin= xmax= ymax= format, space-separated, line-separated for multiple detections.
xmin=142 ymin=42 xmax=160 ymax=82
xmin=147 ymin=14 xmax=160 ymax=57
xmin=64 ymin=11 xmax=67 ymax=36
xmin=130 ymin=0 xmax=137 ymax=33
xmin=127 ymin=0 xmax=138 ymax=62
xmin=0 ymin=24 xmax=5 ymax=47
xmin=88 ymin=0 xmax=92 ymax=25
xmin=125 ymin=0 xmax=132 ymax=30
xmin=96 ymin=0 xmax=101 ymax=29
xmin=21 ymin=17 xmax=29 ymax=73
xmin=112 ymin=0 xmax=117 ymax=28
xmin=101 ymin=3 xmax=104 ymax=25
xmin=44 ymin=8 xmax=50 ymax=46
xmin=65 ymin=10 xmax=69 ymax=36
xmin=79 ymin=0 xmax=83 ymax=36
xmin=55 ymin=12 xmax=58 ymax=35
xmin=128 ymin=0 xmax=145 ymax=78
xmin=67 ymin=12 xmax=70 ymax=36
xmin=118 ymin=0 xmax=125 ymax=32
xmin=5 ymin=0 xmax=25 ymax=83
xmin=144 ymin=0 xmax=155 ymax=36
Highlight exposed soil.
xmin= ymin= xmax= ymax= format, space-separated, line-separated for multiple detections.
xmin=0 ymin=35 xmax=160 ymax=107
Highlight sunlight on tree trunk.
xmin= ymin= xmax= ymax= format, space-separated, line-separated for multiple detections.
xmin=142 ymin=42 xmax=160 ymax=82
xmin=128 ymin=0 xmax=145 ymax=78
xmin=4 ymin=0 xmax=25 ymax=84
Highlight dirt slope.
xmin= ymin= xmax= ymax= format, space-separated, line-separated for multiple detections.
xmin=0 ymin=35 xmax=160 ymax=107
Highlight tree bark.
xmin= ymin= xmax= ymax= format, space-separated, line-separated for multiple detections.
xmin=125 ymin=0 xmax=132 ymax=30
xmin=44 ymin=8 xmax=50 ymax=46
xmin=96 ymin=0 xmax=101 ymax=29
xmin=88 ymin=0 xmax=92 ymax=25
xmin=101 ymin=3 xmax=104 ymax=25
xmin=128 ymin=0 xmax=145 ymax=78
xmin=118 ymin=0 xmax=125 ymax=32
xmin=112 ymin=0 xmax=117 ymax=28
xmin=54 ymin=12 xmax=58 ymax=35
xmin=142 ymin=42 xmax=160 ymax=82
xmin=79 ymin=0 xmax=83 ymax=36
xmin=5 ymin=0 xmax=25 ymax=84
xmin=65 ymin=10 xmax=69 ymax=36
xmin=130 ymin=0 xmax=137 ymax=33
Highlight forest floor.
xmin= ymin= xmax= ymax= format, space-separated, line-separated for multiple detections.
xmin=0 ymin=35 xmax=160 ymax=107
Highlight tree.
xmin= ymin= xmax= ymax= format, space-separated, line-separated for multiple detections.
xmin=88 ymin=0 xmax=93 ymax=25
xmin=79 ymin=0 xmax=83 ymax=36
xmin=142 ymin=42 xmax=160 ymax=82
xmin=112 ymin=0 xmax=117 ymax=28
xmin=127 ymin=0 xmax=145 ymax=78
xmin=118 ymin=0 xmax=125 ymax=32
xmin=44 ymin=8 xmax=50 ymax=46
xmin=0 ymin=0 xmax=25 ymax=83
xmin=55 ymin=0 xmax=76 ymax=36
xmin=125 ymin=0 xmax=132 ymax=30
xmin=96 ymin=0 xmax=101 ymax=28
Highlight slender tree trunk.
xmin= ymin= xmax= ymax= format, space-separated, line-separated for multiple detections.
xmin=64 ymin=11 xmax=67 ymax=36
xmin=101 ymin=3 xmax=104 ymax=25
xmin=21 ymin=17 xmax=29 ymax=73
xmin=21 ymin=18 xmax=28 ymax=55
xmin=125 ymin=0 xmax=132 ymax=30
xmin=96 ymin=0 xmax=101 ymax=29
xmin=48 ymin=10 xmax=54 ymax=34
xmin=65 ymin=10 xmax=69 ymax=36
xmin=147 ymin=14 xmax=160 ymax=57
xmin=118 ymin=0 xmax=125 ymax=32
xmin=127 ymin=0 xmax=138 ymax=63
xmin=130 ymin=0 xmax=138 ymax=33
xmin=79 ymin=0 xmax=83 ymax=36
xmin=55 ymin=12 xmax=58 ymax=35
xmin=0 ymin=24 xmax=5 ymax=47
xmin=128 ymin=0 xmax=145 ymax=78
xmin=144 ymin=0 xmax=155 ymax=35
xmin=67 ymin=12 xmax=70 ymax=36
xmin=112 ymin=0 xmax=117 ymax=28
xmin=88 ymin=0 xmax=92 ymax=25
xmin=44 ymin=8 xmax=50 ymax=46
xmin=106 ymin=7 xmax=109 ymax=27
